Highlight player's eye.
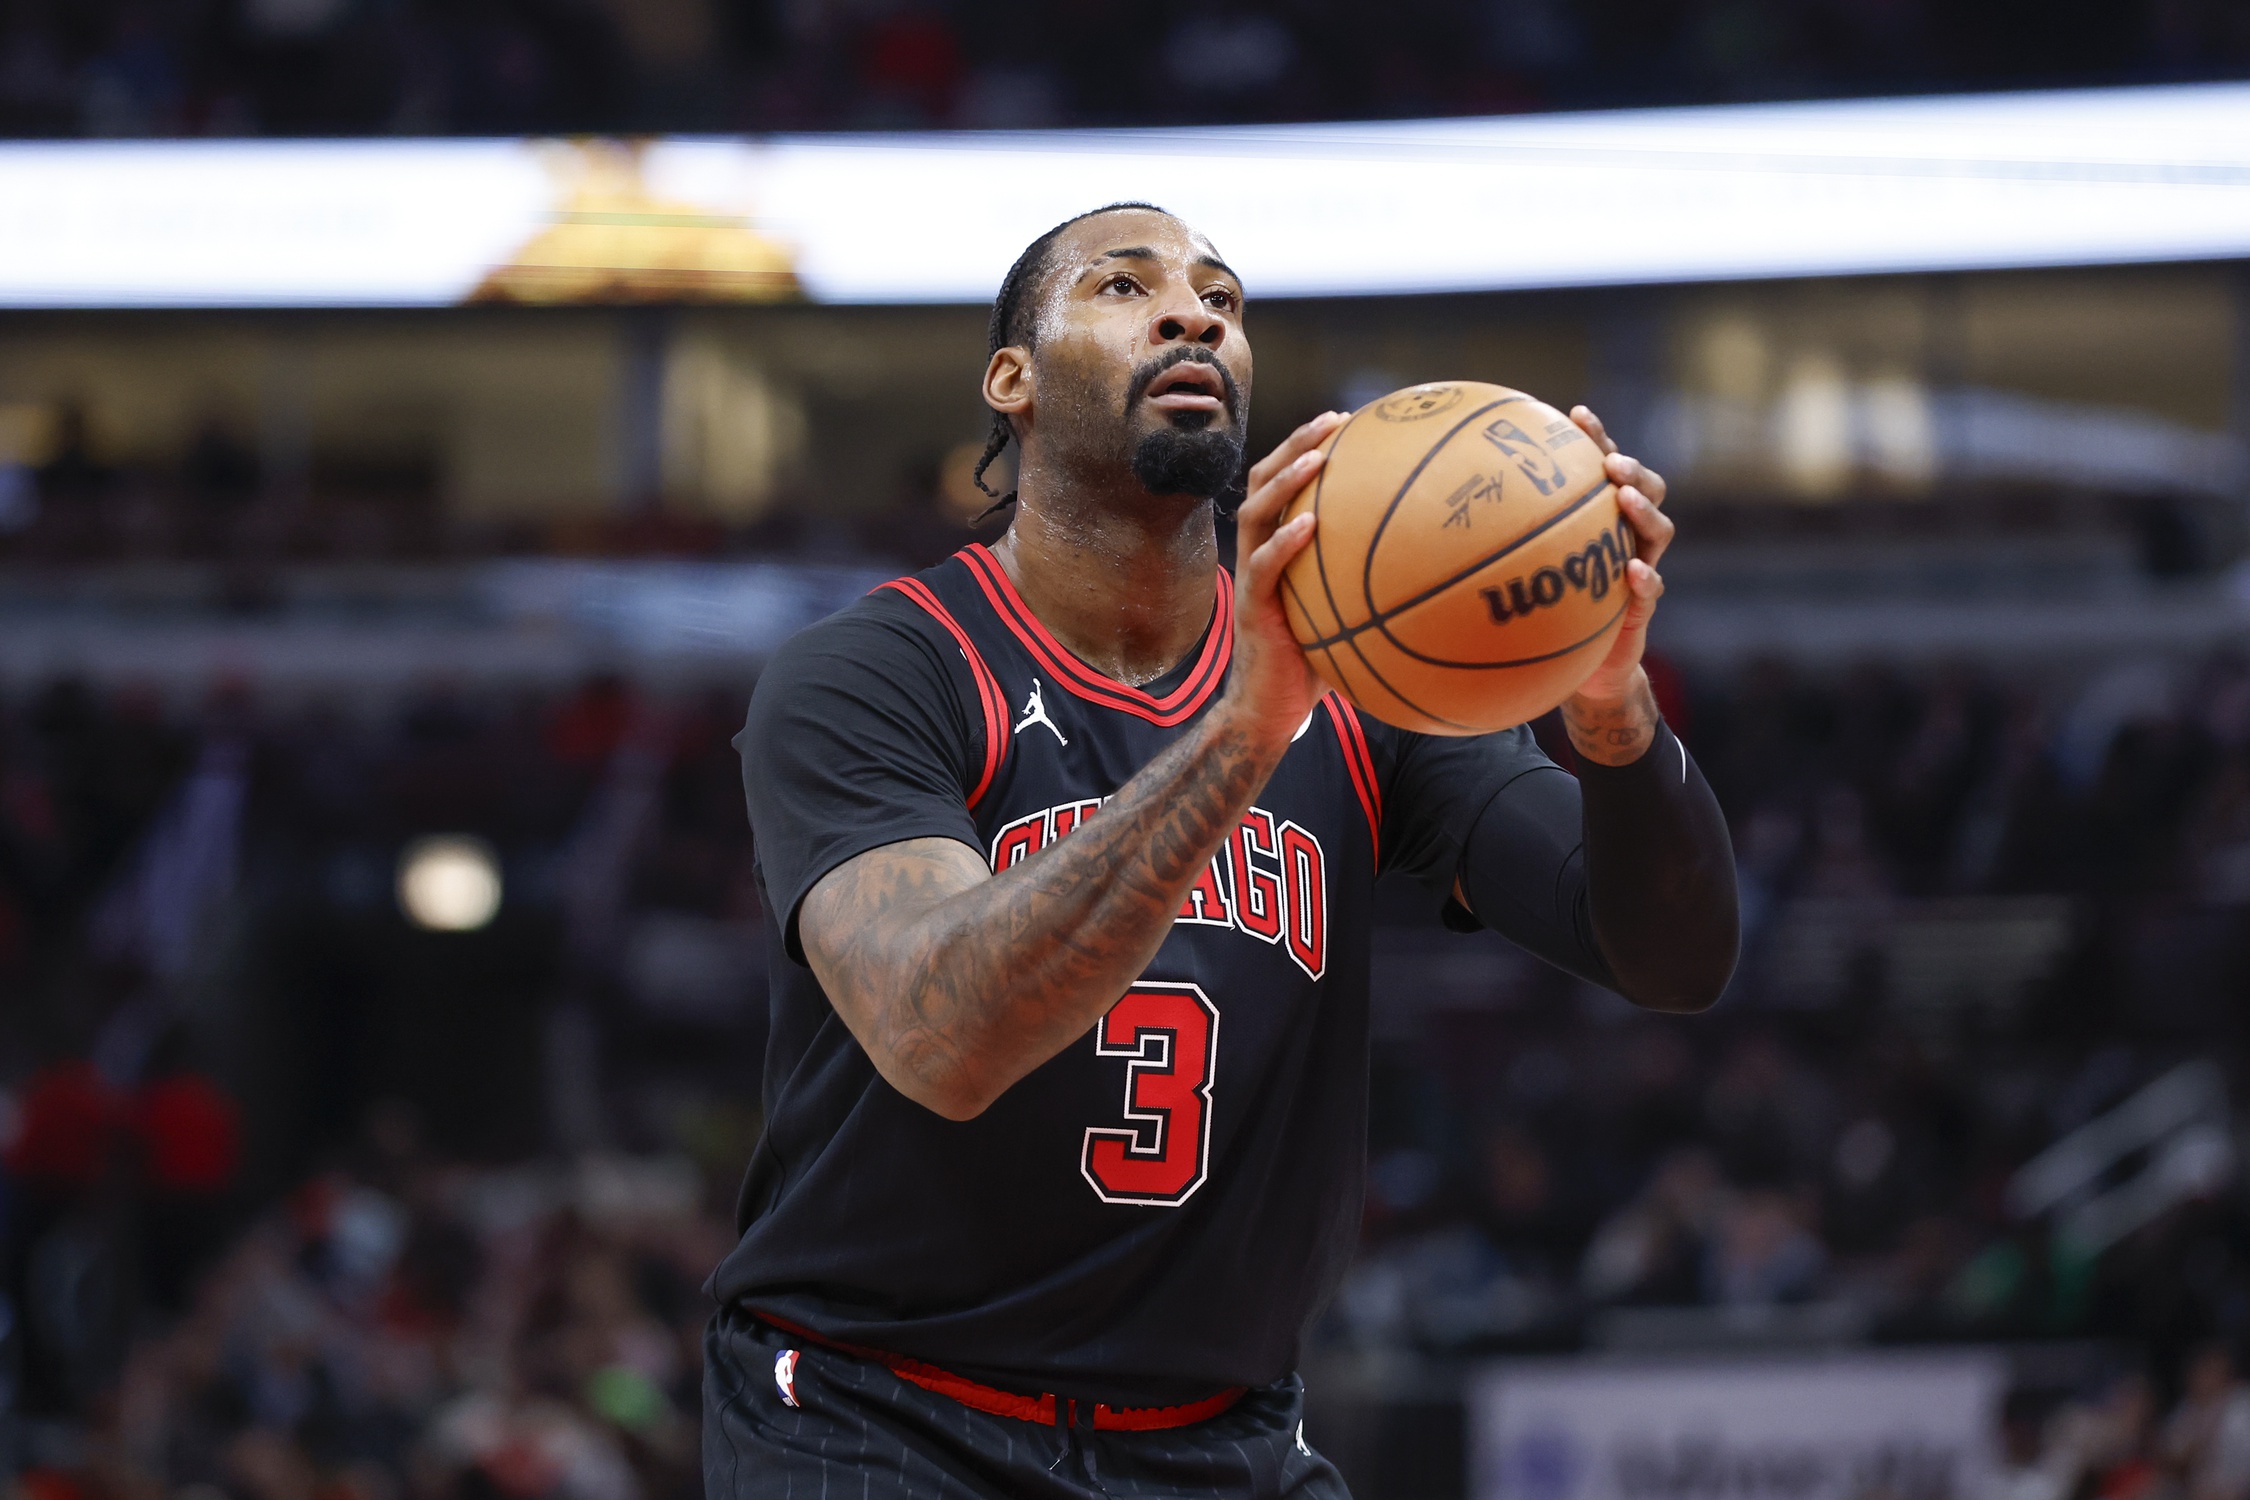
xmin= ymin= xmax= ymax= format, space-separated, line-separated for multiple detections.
xmin=1203 ymin=287 xmax=1236 ymax=311
xmin=1105 ymin=274 xmax=1142 ymax=295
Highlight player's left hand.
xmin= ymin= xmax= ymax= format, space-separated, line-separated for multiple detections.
xmin=1564 ymin=404 xmax=1671 ymax=708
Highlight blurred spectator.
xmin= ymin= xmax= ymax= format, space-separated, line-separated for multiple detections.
xmin=1580 ymin=1147 xmax=1724 ymax=1306
xmin=36 ymin=405 xmax=111 ymax=516
xmin=856 ymin=4 xmax=963 ymax=124
xmin=7 ymin=1061 xmax=128 ymax=1188
xmin=1161 ymin=2 xmax=1300 ymax=119
xmin=1990 ymin=1388 xmax=2070 ymax=1500
xmin=1704 ymin=1187 xmax=1825 ymax=1306
xmin=180 ymin=416 xmax=261 ymax=538
xmin=1469 ymin=1122 xmax=1577 ymax=1275
xmin=80 ymin=3 xmax=184 ymax=136
xmin=2164 ymin=1342 xmax=2250 ymax=1500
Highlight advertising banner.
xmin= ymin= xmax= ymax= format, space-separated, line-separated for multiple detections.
xmin=0 ymin=84 xmax=2247 ymax=307
xmin=1472 ymin=1351 xmax=2008 ymax=1500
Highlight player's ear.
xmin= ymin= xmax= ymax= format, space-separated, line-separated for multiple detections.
xmin=984 ymin=346 xmax=1033 ymax=424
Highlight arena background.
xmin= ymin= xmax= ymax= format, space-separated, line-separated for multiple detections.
xmin=3 ymin=4 xmax=2250 ymax=1498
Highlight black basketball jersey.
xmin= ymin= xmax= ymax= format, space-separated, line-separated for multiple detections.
xmin=716 ymin=544 xmax=1568 ymax=1408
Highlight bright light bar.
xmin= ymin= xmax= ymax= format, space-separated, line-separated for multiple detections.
xmin=2 ymin=83 xmax=2247 ymax=307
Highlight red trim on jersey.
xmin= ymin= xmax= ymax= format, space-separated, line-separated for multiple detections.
xmin=958 ymin=544 xmax=1232 ymax=727
xmin=876 ymin=576 xmax=1010 ymax=811
xmin=1322 ymin=696 xmax=1382 ymax=864
xmin=755 ymin=1315 xmax=1244 ymax=1431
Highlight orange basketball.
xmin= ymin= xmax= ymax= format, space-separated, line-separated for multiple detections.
xmin=1279 ymin=381 xmax=1631 ymax=736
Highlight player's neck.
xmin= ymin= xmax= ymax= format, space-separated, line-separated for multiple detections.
xmin=993 ymin=473 xmax=1218 ymax=689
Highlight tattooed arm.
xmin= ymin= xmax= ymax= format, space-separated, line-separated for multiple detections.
xmin=796 ymin=414 xmax=1345 ymax=1121
xmin=1563 ymin=671 xmax=1663 ymax=767
xmin=799 ymin=713 xmax=1284 ymax=1120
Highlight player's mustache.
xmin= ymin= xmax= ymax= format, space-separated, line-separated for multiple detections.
xmin=1125 ymin=347 xmax=1244 ymax=424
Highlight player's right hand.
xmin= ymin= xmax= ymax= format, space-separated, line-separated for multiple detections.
xmin=1224 ymin=410 xmax=1347 ymax=750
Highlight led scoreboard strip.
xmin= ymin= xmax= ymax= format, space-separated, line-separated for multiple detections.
xmin=1 ymin=82 xmax=2248 ymax=307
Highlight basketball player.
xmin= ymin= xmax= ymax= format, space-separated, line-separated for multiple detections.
xmin=707 ymin=204 xmax=1739 ymax=1498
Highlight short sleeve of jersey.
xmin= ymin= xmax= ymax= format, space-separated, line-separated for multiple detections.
xmin=736 ymin=594 xmax=984 ymax=964
xmin=1371 ymin=722 xmax=1569 ymax=900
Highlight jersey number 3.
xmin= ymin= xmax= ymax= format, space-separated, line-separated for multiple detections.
xmin=1080 ymin=982 xmax=1218 ymax=1207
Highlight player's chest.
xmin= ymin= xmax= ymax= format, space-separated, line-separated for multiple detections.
xmin=973 ymin=694 xmax=1372 ymax=986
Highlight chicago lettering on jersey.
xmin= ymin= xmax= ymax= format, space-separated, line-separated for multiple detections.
xmin=989 ymin=798 xmax=1328 ymax=981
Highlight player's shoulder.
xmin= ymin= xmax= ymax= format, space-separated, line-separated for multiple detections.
xmin=756 ymin=557 xmax=976 ymax=715
xmin=765 ymin=561 xmax=969 ymax=680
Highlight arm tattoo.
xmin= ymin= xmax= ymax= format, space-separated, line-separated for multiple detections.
xmin=1563 ymin=673 xmax=1660 ymax=767
xmin=800 ymin=704 xmax=1286 ymax=1118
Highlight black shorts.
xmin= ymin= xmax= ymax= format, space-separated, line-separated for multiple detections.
xmin=702 ymin=1306 xmax=1351 ymax=1499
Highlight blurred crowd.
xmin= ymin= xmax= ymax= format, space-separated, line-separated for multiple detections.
xmin=2 ymin=631 xmax=2250 ymax=1491
xmin=0 ymin=0 xmax=2244 ymax=140
xmin=61 ymin=1139 xmax=729 ymax=1500
xmin=0 ymin=671 xmax=760 ymax=1493
xmin=0 ymin=405 xmax=983 ymax=567
xmin=1335 ymin=649 xmax=2250 ymax=1359
xmin=1990 ymin=1344 xmax=2250 ymax=1500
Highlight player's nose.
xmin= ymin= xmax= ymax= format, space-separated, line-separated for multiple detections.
xmin=1150 ymin=299 xmax=1225 ymax=352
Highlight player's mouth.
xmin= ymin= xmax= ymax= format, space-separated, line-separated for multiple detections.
xmin=1144 ymin=363 xmax=1228 ymax=414
xmin=1127 ymin=348 xmax=1242 ymax=426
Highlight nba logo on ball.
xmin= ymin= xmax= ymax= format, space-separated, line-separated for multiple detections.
xmin=773 ymin=1349 xmax=801 ymax=1408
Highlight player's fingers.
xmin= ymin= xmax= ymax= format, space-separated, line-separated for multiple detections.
xmin=1246 ymin=411 xmax=1345 ymax=493
xmin=1638 ymin=460 xmax=1667 ymax=506
xmin=1240 ymin=512 xmax=1317 ymax=597
xmin=1619 ymin=557 xmax=1666 ymax=628
xmin=1620 ymin=486 xmax=1674 ymax=568
xmin=1571 ymin=405 xmax=1620 ymax=456
xmin=1605 ymin=451 xmax=1665 ymax=506
xmin=1237 ymin=446 xmax=1327 ymax=549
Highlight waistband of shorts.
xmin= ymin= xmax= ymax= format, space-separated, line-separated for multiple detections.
xmin=753 ymin=1313 xmax=1246 ymax=1432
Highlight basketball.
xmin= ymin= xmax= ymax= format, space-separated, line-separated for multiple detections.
xmin=1278 ymin=381 xmax=1632 ymax=736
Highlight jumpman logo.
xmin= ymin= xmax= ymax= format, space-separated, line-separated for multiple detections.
xmin=1015 ymin=678 xmax=1068 ymax=745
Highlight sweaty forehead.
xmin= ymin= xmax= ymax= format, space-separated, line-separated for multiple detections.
xmin=1048 ymin=210 xmax=1229 ymax=287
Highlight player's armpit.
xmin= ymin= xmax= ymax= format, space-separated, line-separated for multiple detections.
xmin=1451 ymin=766 xmax=1620 ymax=994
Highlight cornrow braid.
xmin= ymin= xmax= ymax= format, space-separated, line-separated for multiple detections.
xmin=971 ymin=201 xmax=1173 ymax=524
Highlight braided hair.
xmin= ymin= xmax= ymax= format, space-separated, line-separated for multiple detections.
xmin=971 ymin=202 xmax=1173 ymax=524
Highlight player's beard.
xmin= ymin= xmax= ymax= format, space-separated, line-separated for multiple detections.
xmin=1125 ymin=349 xmax=1247 ymax=505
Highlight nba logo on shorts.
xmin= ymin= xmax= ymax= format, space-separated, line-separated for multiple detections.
xmin=773 ymin=1348 xmax=801 ymax=1408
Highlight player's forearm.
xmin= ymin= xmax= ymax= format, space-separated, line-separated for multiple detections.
xmin=806 ymin=699 xmax=1287 ymax=1119
xmin=1578 ymin=718 xmax=1739 ymax=1012
xmin=1562 ymin=667 xmax=1660 ymax=766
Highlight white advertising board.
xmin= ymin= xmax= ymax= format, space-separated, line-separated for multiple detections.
xmin=0 ymin=83 xmax=2248 ymax=306
xmin=1472 ymin=1352 xmax=2009 ymax=1500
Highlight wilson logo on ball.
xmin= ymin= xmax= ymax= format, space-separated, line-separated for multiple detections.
xmin=1480 ymin=519 xmax=1635 ymax=626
